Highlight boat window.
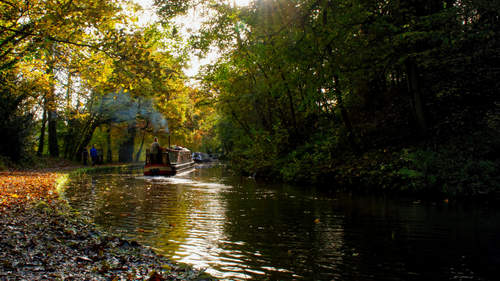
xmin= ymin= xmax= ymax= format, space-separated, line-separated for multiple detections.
xmin=168 ymin=151 xmax=178 ymax=163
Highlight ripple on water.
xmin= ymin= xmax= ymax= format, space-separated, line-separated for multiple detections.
xmin=64 ymin=168 xmax=500 ymax=281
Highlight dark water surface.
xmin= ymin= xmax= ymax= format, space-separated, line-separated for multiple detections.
xmin=64 ymin=165 xmax=500 ymax=280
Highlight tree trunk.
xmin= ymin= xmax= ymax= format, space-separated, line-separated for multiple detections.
xmin=406 ymin=59 xmax=427 ymax=136
xmin=333 ymin=75 xmax=359 ymax=152
xmin=277 ymin=67 xmax=299 ymax=143
xmin=106 ymin=124 xmax=112 ymax=163
xmin=74 ymin=118 xmax=100 ymax=161
xmin=63 ymin=116 xmax=75 ymax=159
xmin=118 ymin=122 xmax=136 ymax=163
xmin=66 ymin=72 xmax=72 ymax=109
xmin=46 ymin=49 xmax=59 ymax=158
xmin=63 ymin=71 xmax=73 ymax=158
xmin=135 ymin=121 xmax=149 ymax=162
xmin=338 ymin=98 xmax=358 ymax=153
xmin=37 ymin=101 xmax=47 ymax=156
xmin=48 ymin=110 xmax=59 ymax=157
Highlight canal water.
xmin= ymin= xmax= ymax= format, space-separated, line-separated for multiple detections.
xmin=64 ymin=164 xmax=500 ymax=280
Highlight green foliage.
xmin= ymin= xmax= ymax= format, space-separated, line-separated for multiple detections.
xmin=280 ymin=131 xmax=338 ymax=183
xmin=223 ymin=129 xmax=279 ymax=178
xmin=154 ymin=0 xmax=194 ymax=18
xmin=398 ymin=146 xmax=500 ymax=196
xmin=398 ymin=150 xmax=440 ymax=190
xmin=171 ymin=0 xmax=500 ymax=196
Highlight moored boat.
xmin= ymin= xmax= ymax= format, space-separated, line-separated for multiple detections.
xmin=144 ymin=146 xmax=195 ymax=176
xmin=192 ymin=152 xmax=211 ymax=163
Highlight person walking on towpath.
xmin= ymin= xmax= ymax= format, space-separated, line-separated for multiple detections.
xmin=90 ymin=144 xmax=99 ymax=166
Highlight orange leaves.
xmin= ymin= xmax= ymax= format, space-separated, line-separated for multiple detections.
xmin=0 ymin=172 xmax=60 ymax=207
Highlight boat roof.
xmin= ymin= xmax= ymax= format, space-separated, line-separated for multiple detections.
xmin=167 ymin=146 xmax=190 ymax=152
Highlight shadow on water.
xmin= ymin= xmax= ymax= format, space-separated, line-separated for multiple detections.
xmin=64 ymin=164 xmax=500 ymax=280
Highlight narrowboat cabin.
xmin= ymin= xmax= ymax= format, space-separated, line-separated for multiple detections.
xmin=144 ymin=146 xmax=195 ymax=176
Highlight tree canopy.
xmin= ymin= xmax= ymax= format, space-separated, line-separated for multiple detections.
xmin=154 ymin=0 xmax=500 ymax=192
xmin=0 ymin=0 xmax=211 ymax=164
xmin=1 ymin=0 xmax=499 ymax=193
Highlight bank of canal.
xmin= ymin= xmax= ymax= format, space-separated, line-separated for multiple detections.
xmin=64 ymin=164 xmax=500 ymax=280
xmin=0 ymin=164 xmax=216 ymax=280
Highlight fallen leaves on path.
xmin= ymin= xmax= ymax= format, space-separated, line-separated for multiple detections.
xmin=0 ymin=203 xmax=215 ymax=280
xmin=0 ymin=171 xmax=60 ymax=207
xmin=0 ymin=167 xmax=216 ymax=280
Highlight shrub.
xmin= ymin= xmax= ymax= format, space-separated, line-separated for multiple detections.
xmin=398 ymin=147 xmax=500 ymax=196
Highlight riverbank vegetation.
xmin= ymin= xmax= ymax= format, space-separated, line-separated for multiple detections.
xmin=171 ymin=0 xmax=499 ymax=196
xmin=1 ymin=0 xmax=499 ymax=196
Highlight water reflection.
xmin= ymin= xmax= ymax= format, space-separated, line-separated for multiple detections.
xmin=64 ymin=165 xmax=500 ymax=280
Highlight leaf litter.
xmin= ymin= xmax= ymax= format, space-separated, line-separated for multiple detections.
xmin=0 ymin=170 xmax=216 ymax=280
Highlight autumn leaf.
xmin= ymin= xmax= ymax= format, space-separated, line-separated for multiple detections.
xmin=0 ymin=171 xmax=61 ymax=207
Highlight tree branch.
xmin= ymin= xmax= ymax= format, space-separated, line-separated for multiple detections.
xmin=0 ymin=0 xmax=16 ymax=9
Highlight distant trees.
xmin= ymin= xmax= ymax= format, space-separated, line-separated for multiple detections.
xmin=0 ymin=0 xmax=208 ymax=164
xmin=153 ymin=0 xmax=500 ymax=187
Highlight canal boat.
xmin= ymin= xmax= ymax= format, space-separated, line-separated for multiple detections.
xmin=144 ymin=146 xmax=195 ymax=176
xmin=192 ymin=152 xmax=211 ymax=163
